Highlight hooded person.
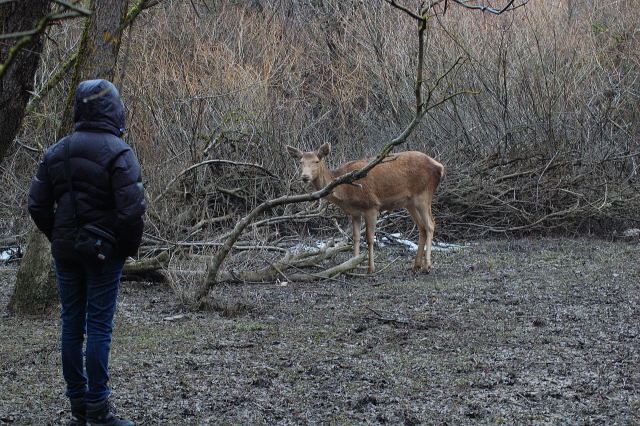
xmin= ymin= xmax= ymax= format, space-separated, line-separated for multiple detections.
xmin=28 ymin=79 xmax=145 ymax=426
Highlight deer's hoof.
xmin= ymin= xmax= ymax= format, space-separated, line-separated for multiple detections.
xmin=412 ymin=263 xmax=431 ymax=274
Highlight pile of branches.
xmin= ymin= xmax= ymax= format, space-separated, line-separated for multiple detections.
xmin=142 ymin=144 xmax=639 ymax=255
xmin=437 ymin=147 xmax=640 ymax=238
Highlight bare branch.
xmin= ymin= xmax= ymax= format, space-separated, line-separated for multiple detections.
xmin=386 ymin=0 xmax=527 ymax=17
xmin=383 ymin=0 xmax=425 ymax=21
xmin=50 ymin=0 xmax=91 ymax=15
xmin=0 ymin=2 xmax=89 ymax=40
xmin=451 ymin=0 xmax=527 ymax=14
xmin=119 ymin=0 xmax=164 ymax=32
xmin=0 ymin=2 xmax=90 ymax=79
xmin=152 ymin=158 xmax=276 ymax=204
xmin=25 ymin=52 xmax=78 ymax=115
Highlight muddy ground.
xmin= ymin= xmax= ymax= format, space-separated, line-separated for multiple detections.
xmin=1 ymin=237 xmax=639 ymax=425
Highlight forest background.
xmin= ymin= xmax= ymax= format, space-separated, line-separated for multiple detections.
xmin=1 ymin=0 xmax=639 ymax=273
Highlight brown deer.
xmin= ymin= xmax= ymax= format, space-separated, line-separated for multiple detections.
xmin=286 ymin=143 xmax=444 ymax=274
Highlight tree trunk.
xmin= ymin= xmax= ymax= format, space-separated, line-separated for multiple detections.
xmin=0 ymin=0 xmax=49 ymax=164
xmin=59 ymin=0 xmax=130 ymax=134
xmin=10 ymin=0 xmax=130 ymax=315
xmin=7 ymin=231 xmax=57 ymax=315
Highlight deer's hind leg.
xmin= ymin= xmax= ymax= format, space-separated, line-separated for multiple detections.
xmin=421 ymin=198 xmax=436 ymax=273
xmin=407 ymin=204 xmax=427 ymax=272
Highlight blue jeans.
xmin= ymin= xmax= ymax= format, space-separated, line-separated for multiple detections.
xmin=55 ymin=257 xmax=125 ymax=403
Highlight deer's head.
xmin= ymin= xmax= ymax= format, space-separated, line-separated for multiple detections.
xmin=286 ymin=143 xmax=331 ymax=184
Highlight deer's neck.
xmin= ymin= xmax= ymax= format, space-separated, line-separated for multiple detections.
xmin=311 ymin=161 xmax=338 ymax=192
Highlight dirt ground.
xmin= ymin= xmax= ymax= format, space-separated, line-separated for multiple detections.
xmin=1 ymin=237 xmax=639 ymax=425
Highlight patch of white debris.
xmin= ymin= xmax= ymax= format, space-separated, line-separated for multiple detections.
xmin=380 ymin=233 xmax=470 ymax=252
xmin=290 ymin=235 xmax=471 ymax=254
xmin=1 ymin=249 xmax=13 ymax=261
xmin=290 ymin=241 xmax=330 ymax=254
xmin=623 ymin=228 xmax=640 ymax=238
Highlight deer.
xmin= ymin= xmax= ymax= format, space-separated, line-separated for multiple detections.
xmin=286 ymin=143 xmax=444 ymax=274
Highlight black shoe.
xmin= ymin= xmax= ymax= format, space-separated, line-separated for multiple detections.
xmin=68 ymin=397 xmax=86 ymax=426
xmin=86 ymin=399 xmax=134 ymax=426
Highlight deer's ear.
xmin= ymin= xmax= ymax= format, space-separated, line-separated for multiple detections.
xmin=317 ymin=143 xmax=331 ymax=159
xmin=286 ymin=145 xmax=303 ymax=159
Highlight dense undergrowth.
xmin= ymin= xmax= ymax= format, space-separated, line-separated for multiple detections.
xmin=1 ymin=0 xmax=638 ymax=249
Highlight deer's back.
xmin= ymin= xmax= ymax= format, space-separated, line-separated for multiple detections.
xmin=330 ymin=151 xmax=443 ymax=213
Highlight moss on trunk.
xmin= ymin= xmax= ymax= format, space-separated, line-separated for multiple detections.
xmin=7 ymin=230 xmax=57 ymax=316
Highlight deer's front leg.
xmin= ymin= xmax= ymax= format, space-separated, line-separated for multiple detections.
xmin=352 ymin=216 xmax=361 ymax=257
xmin=363 ymin=210 xmax=378 ymax=274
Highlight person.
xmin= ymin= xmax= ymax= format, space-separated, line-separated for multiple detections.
xmin=28 ymin=79 xmax=146 ymax=426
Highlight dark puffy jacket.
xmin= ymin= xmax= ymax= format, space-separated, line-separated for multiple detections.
xmin=28 ymin=79 xmax=146 ymax=262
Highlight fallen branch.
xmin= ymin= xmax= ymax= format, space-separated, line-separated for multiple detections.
xmin=122 ymin=251 xmax=169 ymax=282
xmin=216 ymin=240 xmax=353 ymax=283
xmin=286 ymin=254 xmax=366 ymax=282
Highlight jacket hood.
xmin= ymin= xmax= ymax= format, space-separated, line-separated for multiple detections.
xmin=73 ymin=79 xmax=125 ymax=136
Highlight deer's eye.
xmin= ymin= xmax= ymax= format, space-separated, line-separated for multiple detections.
xmin=315 ymin=160 xmax=320 ymax=164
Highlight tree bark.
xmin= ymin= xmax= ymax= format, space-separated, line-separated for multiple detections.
xmin=7 ymin=230 xmax=57 ymax=315
xmin=10 ymin=0 xmax=130 ymax=315
xmin=59 ymin=0 xmax=130 ymax=134
xmin=122 ymin=251 xmax=169 ymax=282
xmin=0 ymin=0 xmax=49 ymax=164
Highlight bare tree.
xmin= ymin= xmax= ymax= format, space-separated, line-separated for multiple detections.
xmin=190 ymin=0 xmax=525 ymax=305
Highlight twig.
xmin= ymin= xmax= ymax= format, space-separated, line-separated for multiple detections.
xmin=50 ymin=0 xmax=91 ymax=14
xmin=25 ymin=52 xmax=78 ymax=115
xmin=364 ymin=306 xmax=410 ymax=325
xmin=346 ymin=256 xmax=402 ymax=277
xmin=152 ymin=159 xmax=275 ymax=204
xmin=118 ymin=0 xmax=164 ymax=33
xmin=189 ymin=214 xmax=235 ymax=233
xmin=451 ymin=0 xmax=527 ymax=14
